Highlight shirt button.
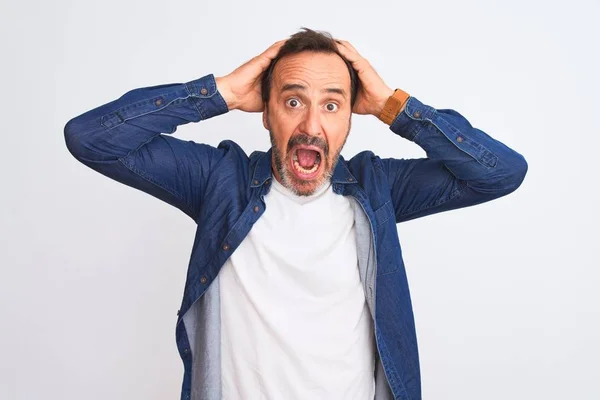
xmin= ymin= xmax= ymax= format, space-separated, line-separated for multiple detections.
xmin=155 ymin=99 xmax=162 ymax=106
xmin=457 ymin=136 xmax=464 ymax=142
xmin=254 ymin=205 xmax=259 ymax=212
xmin=348 ymin=177 xmax=354 ymax=182
xmin=413 ymin=111 xmax=421 ymax=118
xmin=253 ymin=179 xmax=259 ymax=185
xmin=223 ymin=244 xmax=230 ymax=251
xmin=200 ymin=88 xmax=208 ymax=95
xmin=200 ymin=276 xmax=207 ymax=284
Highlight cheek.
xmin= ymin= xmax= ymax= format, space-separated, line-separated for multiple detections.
xmin=270 ymin=127 xmax=292 ymax=157
xmin=324 ymin=118 xmax=350 ymax=149
xmin=269 ymin=114 xmax=299 ymax=146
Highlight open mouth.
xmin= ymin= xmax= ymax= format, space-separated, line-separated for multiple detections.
xmin=289 ymin=145 xmax=323 ymax=180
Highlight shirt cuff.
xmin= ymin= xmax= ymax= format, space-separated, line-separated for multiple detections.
xmin=389 ymin=96 xmax=437 ymax=141
xmin=184 ymin=74 xmax=229 ymax=120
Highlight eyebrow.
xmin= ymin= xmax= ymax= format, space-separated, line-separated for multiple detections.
xmin=280 ymin=83 xmax=347 ymax=98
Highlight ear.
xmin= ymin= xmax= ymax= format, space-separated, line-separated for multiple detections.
xmin=262 ymin=106 xmax=270 ymax=131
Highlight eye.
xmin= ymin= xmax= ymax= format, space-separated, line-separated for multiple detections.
xmin=325 ymin=103 xmax=339 ymax=112
xmin=286 ymin=98 xmax=302 ymax=108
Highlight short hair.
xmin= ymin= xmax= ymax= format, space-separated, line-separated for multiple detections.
xmin=261 ymin=28 xmax=359 ymax=107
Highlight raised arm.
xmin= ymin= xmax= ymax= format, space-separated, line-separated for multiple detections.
xmin=335 ymin=40 xmax=527 ymax=223
xmin=64 ymin=74 xmax=230 ymax=221
xmin=381 ymin=97 xmax=527 ymax=223
xmin=64 ymin=41 xmax=284 ymax=221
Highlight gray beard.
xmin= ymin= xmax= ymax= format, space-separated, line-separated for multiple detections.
xmin=269 ymin=130 xmax=348 ymax=196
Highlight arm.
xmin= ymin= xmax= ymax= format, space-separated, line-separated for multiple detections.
xmin=381 ymin=96 xmax=527 ymax=223
xmin=64 ymin=74 xmax=229 ymax=221
xmin=335 ymin=40 xmax=527 ymax=223
xmin=64 ymin=41 xmax=285 ymax=221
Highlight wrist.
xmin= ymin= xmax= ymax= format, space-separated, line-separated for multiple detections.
xmin=374 ymin=87 xmax=395 ymax=117
xmin=378 ymin=88 xmax=411 ymax=125
xmin=215 ymin=76 xmax=237 ymax=110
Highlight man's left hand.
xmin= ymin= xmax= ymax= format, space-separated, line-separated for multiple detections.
xmin=335 ymin=40 xmax=395 ymax=117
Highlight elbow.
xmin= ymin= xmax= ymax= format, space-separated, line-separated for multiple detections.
xmin=499 ymin=153 xmax=528 ymax=196
xmin=63 ymin=119 xmax=79 ymax=158
xmin=470 ymin=153 xmax=528 ymax=198
xmin=64 ymin=116 xmax=102 ymax=163
xmin=64 ymin=117 xmax=84 ymax=160
xmin=514 ymin=155 xmax=528 ymax=187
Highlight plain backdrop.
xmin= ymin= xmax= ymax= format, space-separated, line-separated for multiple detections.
xmin=1 ymin=0 xmax=598 ymax=399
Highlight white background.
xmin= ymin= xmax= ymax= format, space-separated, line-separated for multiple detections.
xmin=1 ymin=0 xmax=598 ymax=399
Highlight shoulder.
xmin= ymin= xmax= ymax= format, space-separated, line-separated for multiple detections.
xmin=216 ymin=139 xmax=248 ymax=155
xmin=213 ymin=139 xmax=251 ymax=164
xmin=248 ymin=148 xmax=268 ymax=162
xmin=345 ymin=150 xmax=385 ymax=174
xmin=344 ymin=151 xmax=390 ymax=194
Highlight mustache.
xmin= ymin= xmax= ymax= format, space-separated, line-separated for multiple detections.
xmin=286 ymin=134 xmax=329 ymax=155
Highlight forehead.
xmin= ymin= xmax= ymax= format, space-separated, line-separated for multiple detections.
xmin=273 ymin=51 xmax=350 ymax=90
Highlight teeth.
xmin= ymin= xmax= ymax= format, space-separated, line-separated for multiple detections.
xmin=293 ymin=159 xmax=320 ymax=175
xmin=292 ymin=149 xmax=321 ymax=163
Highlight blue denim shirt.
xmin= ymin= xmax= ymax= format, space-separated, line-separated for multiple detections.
xmin=64 ymin=74 xmax=527 ymax=400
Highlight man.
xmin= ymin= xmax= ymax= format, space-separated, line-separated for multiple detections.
xmin=64 ymin=28 xmax=527 ymax=400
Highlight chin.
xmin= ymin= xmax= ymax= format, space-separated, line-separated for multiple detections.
xmin=289 ymin=178 xmax=324 ymax=196
xmin=282 ymin=157 xmax=329 ymax=196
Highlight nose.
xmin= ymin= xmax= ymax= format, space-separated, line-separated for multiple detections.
xmin=298 ymin=105 xmax=322 ymax=137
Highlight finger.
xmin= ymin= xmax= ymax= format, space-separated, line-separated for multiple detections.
xmin=338 ymin=40 xmax=361 ymax=55
xmin=335 ymin=40 xmax=361 ymax=63
xmin=251 ymin=40 xmax=285 ymax=71
xmin=261 ymin=40 xmax=286 ymax=60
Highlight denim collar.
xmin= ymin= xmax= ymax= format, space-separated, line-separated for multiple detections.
xmin=250 ymin=148 xmax=357 ymax=188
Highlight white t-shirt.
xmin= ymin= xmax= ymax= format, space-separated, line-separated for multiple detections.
xmin=219 ymin=178 xmax=375 ymax=400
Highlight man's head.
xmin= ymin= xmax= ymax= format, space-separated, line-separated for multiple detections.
xmin=261 ymin=28 xmax=359 ymax=196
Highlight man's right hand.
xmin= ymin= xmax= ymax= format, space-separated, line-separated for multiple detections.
xmin=216 ymin=40 xmax=285 ymax=113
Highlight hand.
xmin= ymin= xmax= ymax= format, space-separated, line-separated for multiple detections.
xmin=335 ymin=40 xmax=395 ymax=117
xmin=216 ymin=40 xmax=285 ymax=112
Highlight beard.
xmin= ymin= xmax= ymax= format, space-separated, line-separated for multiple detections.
xmin=269 ymin=127 xmax=350 ymax=196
